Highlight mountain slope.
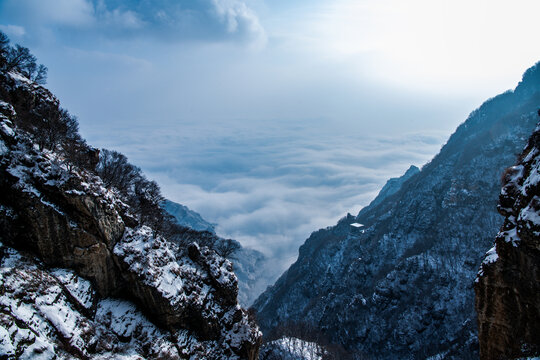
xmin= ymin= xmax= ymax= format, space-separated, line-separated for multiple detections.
xmin=254 ymin=62 xmax=540 ymax=359
xmin=163 ymin=199 xmax=216 ymax=233
xmin=365 ymin=165 xmax=420 ymax=210
xmin=0 ymin=62 xmax=261 ymax=357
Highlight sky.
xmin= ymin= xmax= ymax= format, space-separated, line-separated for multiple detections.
xmin=1 ymin=0 xmax=539 ymax=277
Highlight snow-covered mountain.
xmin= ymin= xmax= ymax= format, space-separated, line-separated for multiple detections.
xmin=0 ymin=59 xmax=261 ymax=357
xmin=162 ymin=199 xmax=216 ymax=233
xmin=162 ymin=199 xmax=273 ymax=307
xmin=254 ymin=62 xmax=540 ymax=359
xmin=365 ymin=165 xmax=420 ymax=210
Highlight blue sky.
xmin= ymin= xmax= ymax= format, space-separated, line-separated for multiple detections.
xmin=1 ymin=0 xmax=539 ymax=275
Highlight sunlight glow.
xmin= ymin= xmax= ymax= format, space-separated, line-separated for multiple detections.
xmin=311 ymin=0 xmax=540 ymax=91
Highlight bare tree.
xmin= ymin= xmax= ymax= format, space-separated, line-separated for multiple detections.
xmin=5 ymin=44 xmax=47 ymax=84
xmin=214 ymin=239 xmax=242 ymax=259
xmin=96 ymin=149 xmax=141 ymax=193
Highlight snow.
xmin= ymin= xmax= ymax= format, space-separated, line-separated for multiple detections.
xmin=0 ymin=139 xmax=8 ymax=155
xmin=264 ymin=337 xmax=326 ymax=360
xmin=114 ymin=226 xmax=187 ymax=306
xmin=521 ymin=164 xmax=540 ymax=194
xmin=482 ymin=246 xmax=498 ymax=265
xmin=350 ymin=222 xmax=364 ymax=228
xmin=8 ymin=71 xmax=32 ymax=84
xmin=1 ymin=122 xmax=14 ymax=137
xmin=0 ymin=242 xmax=183 ymax=359
xmin=501 ymin=227 xmax=521 ymax=247
xmin=34 ymin=285 xmax=90 ymax=355
xmin=51 ymin=269 xmax=95 ymax=310
xmin=518 ymin=195 xmax=540 ymax=228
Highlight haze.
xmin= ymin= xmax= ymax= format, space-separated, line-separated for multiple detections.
xmin=1 ymin=0 xmax=538 ymax=274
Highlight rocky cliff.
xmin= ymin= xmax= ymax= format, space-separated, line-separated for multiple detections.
xmin=163 ymin=199 xmax=271 ymax=307
xmin=254 ymin=62 xmax=540 ymax=359
xmin=475 ymin=119 xmax=540 ymax=359
xmin=0 ymin=69 xmax=261 ymax=358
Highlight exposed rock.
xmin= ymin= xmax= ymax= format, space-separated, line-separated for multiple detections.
xmin=0 ymin=69 xmax=261 ymax=359
xmin=475 ymin=122 xmax=540 ymax=359
xmin=163 ymin=199 xmax=276 ymax=307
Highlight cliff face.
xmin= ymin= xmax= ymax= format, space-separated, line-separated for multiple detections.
xmin=254 ymin=62 xmax=540 ymax=359
xmin=0 ymin=70 xmax=261 ymax=359
xmin=475 ymin=121 xmax=540 ymax=359
xmin=163 ymin=199 xmax=272 ymax=307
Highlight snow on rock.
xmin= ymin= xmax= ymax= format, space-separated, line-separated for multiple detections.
xmin=0 ymin=242 xmax=261 ymax=359
xmin=0 ymin=70 xmax=261 ymax=358
xmin=482 ymin=246 xmax=498 ymax=265
xmin=260 ymin=337 xmax=326 ymax=360
xmin=51 ymin=269 xmax=95 ymax=310
xmin=475 ymin=118 xmax=540 ymax=359
xmin=0 ymin=244 xmax=91 ymax=359
xmin=113 ymin=226 xmax=261 ymax=359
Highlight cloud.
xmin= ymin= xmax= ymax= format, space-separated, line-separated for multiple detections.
xmin=0 ymin=24 xmax=25 ymax=38
xmin=210 ymin=0 xmax=266 ymax=45
xmin=0 ymin=0 xmax=95 ymax=27
xmin=81 ymin=119 xmax=447 ymax=277
xmin=0 ymin=0 xmax=266 ymax=46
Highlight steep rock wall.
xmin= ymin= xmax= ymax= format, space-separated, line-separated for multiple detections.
xmin=475 ymin=121 xmax=540 ymax=359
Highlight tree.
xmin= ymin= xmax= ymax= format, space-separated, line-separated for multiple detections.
xmin=134 ymin=178 xmax=165 ymax=234
xmin=4 ymin=43 xmax=47 ymax=84
xmin=32 ymin=64 xmax=48 ymax=84
xmin=0 ymin=31 xmax=9 ymax=67
xmin=63 ymin=136 xmax=93 ymax=172
xmin=215 ymin=239 xmax=242 ymax=259
xmin=96 ymin=149 xmax=141 ymax=194
xmin=33 ymin=108 xmax=79 ymax=151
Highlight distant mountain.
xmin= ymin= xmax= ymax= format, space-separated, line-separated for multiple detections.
xmin=365 ymin=165 xmax=420 ymax=210
xmin=233 ymin=246 xmax=280 ymax=307
xmin=162 ymin=199 xmax=216 ymax=233
xmin=254 ymin=62 xmax=540 ymax=359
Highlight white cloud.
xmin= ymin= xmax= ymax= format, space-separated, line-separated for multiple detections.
xmin=0 ymin=0 xmax=266 ymax=46
xmin=80 ymin=119 xmax=446 ymax=274
xmin=211 ymin=0 xmax=267 ymax=46
xmin=5 ymin=0 xmax=96 ymax=27
xmin=0 ymin=24 xmax=25 ymax=38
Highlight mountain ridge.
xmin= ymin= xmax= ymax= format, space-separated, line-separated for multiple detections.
xmin=254 ymin=61 xmax=540 ymax=359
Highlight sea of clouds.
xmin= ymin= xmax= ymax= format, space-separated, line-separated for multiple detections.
xmin=84 ymin=117 xmax=447 ymax=276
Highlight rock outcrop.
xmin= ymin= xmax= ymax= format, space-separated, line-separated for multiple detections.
xmin=163 ymin=199 xmax=275 ymax=307
xmin=254 ymin=62 xmax=540 ymax=359
xmin=475 ymin=120 xmax=540 ymax=359
xmin=0 ymin=69 xmax=261 ymax=358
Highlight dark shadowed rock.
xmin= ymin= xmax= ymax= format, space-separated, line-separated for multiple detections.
xmin=475 ymin=121 xmax=540 ymax=360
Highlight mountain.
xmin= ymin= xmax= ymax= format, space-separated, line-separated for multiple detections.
xmin=233 ymin=247 xmax=276 ymax=307
xmin=366 ymin=165 xmax=420 ymax=210
xmin=0 ymin=57 xmax=261 ymax=357
xmin=162 ymin=199 xmax=216 ymax=233
xmin=475 ymin=121 xmax=540 ymax=359
xmin=254 ymin=62 xmax=540 ymax=359
xmin=162 ymin=199 xmax=274 ymax=307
